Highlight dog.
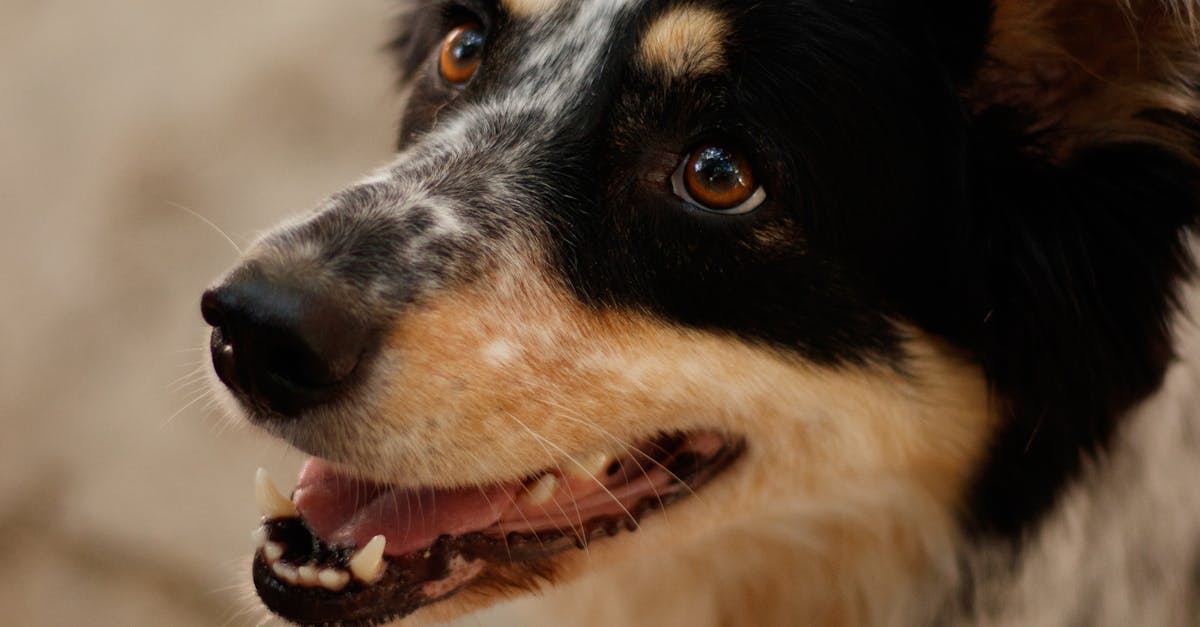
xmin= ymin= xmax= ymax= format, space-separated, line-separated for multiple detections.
xmin=201 ymin=1 xmax=1200 ymax=625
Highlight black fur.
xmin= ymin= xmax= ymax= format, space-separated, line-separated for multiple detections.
xmin=382 ymin=0 xmax=1200 ymax=538
xmin=957 ymin=110 xmax=1200 ymax=535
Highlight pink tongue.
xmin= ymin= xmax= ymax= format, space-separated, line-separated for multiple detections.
xmin=290 ymin=435 xmax=723 ymax=558
xmin=294 ymin=459 xmax=514 ymax=557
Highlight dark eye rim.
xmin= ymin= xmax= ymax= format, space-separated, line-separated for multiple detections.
xmin=670 ymin=144 xmax=768 ymax=215
xmin=440 ymin=0 xmax=492 ymax=34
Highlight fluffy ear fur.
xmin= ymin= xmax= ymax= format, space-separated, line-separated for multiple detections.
xmin=970 ymin=0 xmax=1200 ymax=157
xmin=950 ymin=0 xmax=1200 ymax=536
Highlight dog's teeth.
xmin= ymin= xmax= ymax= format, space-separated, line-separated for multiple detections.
xmin=298 ymin=564 xmax=320 ymax=586
xmin=255 ymin=468 xmax=299 ymax=519
xmin=522 ymin=473 xmax=560 ymax=506
xmin=318 ymin=568 xmax=351 ymax=592
xmin=263 ymin=542 xmax=284 ymax=563
xmin=272 ymin=562 xmax=299 ymax=585
xmin=566 ymin=452 xmax=612 ymax=480
xmin=348 ymin=535 xmax=387 ymax=584
xmin=251 ymin=526 xmax=268 ymax=547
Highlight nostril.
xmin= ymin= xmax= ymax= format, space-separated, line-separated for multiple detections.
xmin=200 ymin=289 xmax=227 ymax=329
xmin=199 ymin=275 xmax=376 ymax=417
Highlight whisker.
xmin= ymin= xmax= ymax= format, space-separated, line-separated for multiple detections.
xmin=474 ymin=483 xmax=515 ymax=564
xmin=168 ymin=200 xmax=244 ymax=255
xmin=163 ymin=346 xmax=209 ymax=355
xmin=505 ymin=413 xmax=639 ymax=530
xmin=495 ymin=377 xmax=700 ymax=528
xmin=500 ymin=413 xmax=590 ymax=551
xmin=430 ymin=489 xmax=438 ymax=543
xmin=495 ymin=487 xmax=550 ymax=555
xmin=385 ymin=481 xmax=401 ymax=553
xmin=549 ymin=456 xmax=592 ymax=555
xmin=404 ymin=489 xmax=414 ymax=543
xmin=162 ymin=388 xmax=214 ymax=428
xmin=209 ymin=405 xmax=241 ymax=438
xmin=461 ymin=427 xmax=556 ymax=555
xmin=609 ymin=437 xmax=671 ymax=529
xmin=416 ymin=489 xmax=426 ymax=544
xmin=168 ymin=378 xmax=212 ymax=400
xmin=521 ymin=388 xmax=706 ymax=506
xmin=219 ymin=603 xmax=259 ymax=627
xmin=167 ymin=367 xmax=209 ymax=392
xmin=457 ymin=446 xmax=531 ymax=564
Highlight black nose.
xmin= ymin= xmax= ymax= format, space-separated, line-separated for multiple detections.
xmin=200 ymin=275 xmax=375 ymax=417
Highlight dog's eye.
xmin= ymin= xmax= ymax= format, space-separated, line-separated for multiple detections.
xmin=440 ymin=23 xmax=486 ymax=85
xmin=672 ymin=145 xmax=766 ymax=215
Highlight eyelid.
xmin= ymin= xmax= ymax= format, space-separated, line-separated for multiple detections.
xmin=443 ymin=0 xmax=491 ymax=27
xmin=438 ymin=2 xmax=492 ymax=54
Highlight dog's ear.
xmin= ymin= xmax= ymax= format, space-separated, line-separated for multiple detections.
xmin=949 ymin=1 xmax=1200 ymax=534
xmin=966 ymin=0 xmax=1200 ymax=156
xmin=921 ymin=0 xmax=995 ymax=83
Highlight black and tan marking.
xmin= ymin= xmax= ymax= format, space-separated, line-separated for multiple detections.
xmin=204 ymin=0 xmax=1200 ymax=625
xmin=637 ymin=5 xmax=729 ymax=80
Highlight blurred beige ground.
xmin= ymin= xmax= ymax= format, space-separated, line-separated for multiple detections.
xmin=0 ymin=2 xmax=420 ymax=624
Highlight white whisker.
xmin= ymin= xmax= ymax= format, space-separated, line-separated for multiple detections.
xmin=161 ymin=388 xmax=214 ymax=428
xmin=501 ymin=412 xmax=591 ymax=551
xmin=518 ymin=382 xmax=706 ymax=507
xmin=168 ymin=200 xmax=244 ymax=255
xmin=505 ymin=412 xmax=640 ymax=530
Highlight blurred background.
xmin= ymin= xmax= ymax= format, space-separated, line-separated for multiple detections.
xmin=0 ymin=1 xmax=451 ymax=624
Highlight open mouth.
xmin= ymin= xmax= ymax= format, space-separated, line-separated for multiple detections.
xmin=251 ymin=430 xmax=745 ymax=626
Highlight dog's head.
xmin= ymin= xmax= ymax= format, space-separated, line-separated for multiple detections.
xmin=202 ymin=1 xmax=1200 ymax=624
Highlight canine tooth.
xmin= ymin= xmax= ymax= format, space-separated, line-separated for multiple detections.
xmin=348 ymin=535 xmax=387 ymax=584
xmin=522 ymin=474 xmax=560 ymax=506
xmin=298 ymin=564 xmax=319 ymax=586
xmin=318 ymin=568 xmax=351 ymax=592
xmin=272 ymin=562 xmax=299 ymax=585
xmin=255 ymin=468 xmax=299 ymax=519
xmin=566 ymin=452 xmax=612 ymax=480
xmin=263 ymin=542 xmax=284 ymax=563
xmin=251 ymin=526 xmax=268 ymax=546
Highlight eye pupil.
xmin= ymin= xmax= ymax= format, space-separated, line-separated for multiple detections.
xmin=452 ymin=30 xmax=484 ymax=62
xmin=682 ymin=144 xmax=758 ymax=211
xmin=441 ymin=24 xmax=485 ymax=85
xmin=691 ymin=147 xmax=745 ymax=193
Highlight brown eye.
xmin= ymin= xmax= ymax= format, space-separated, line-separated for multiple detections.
xmin=440 ymin=23 xmax=486 ymax=85
xmin=674 ymin=145 xmax=766 ymax=214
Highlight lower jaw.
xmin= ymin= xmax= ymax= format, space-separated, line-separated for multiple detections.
xmin=252 ymin=434 xmax=745 ymax=627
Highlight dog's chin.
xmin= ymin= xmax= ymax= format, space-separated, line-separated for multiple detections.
xmin=246 ymin=425 xmax=745 ymax=627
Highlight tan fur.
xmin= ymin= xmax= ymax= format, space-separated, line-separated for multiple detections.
xmin=974 ymin=0 xmax=1200 ymax=158
xmin=501 ymin=0 xmax=564 ymax=19
xmin=638 ymin=6 xmax=729 ymax=81
xmin=320 ymin=258 xmax=1000 ymax=625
